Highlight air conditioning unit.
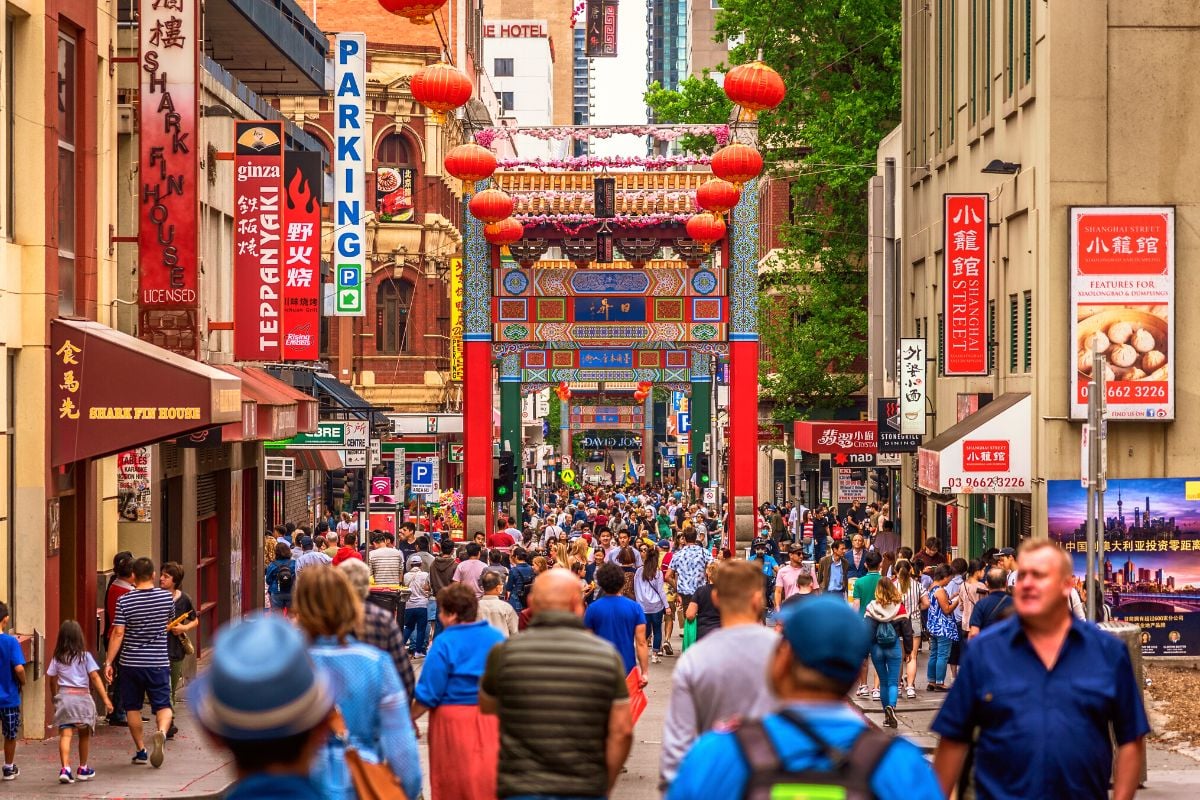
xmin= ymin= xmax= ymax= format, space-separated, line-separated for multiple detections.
xmin=265 ymin=456 xmax=297 ymax=481
xmin=118 ymin=104 xmax=135 ymax=135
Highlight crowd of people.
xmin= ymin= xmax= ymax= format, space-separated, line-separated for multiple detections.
xmin=0 ymin=481 xmax=1148 ymax=798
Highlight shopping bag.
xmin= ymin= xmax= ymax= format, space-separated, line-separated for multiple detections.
xmin=626 ymin=667 xmax=648 ymax=725
xmin=682 ymin=617 xmax=697 ymax=652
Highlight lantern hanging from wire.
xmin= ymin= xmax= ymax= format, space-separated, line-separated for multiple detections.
xmin=722 ymin=61 xmax=786 ymax=118
xmin=468 ymin=188 xmax=515 ymax=224
xmin=694 ymin=178 xmax=741 ymax=215
xmin=444 ymin=143 xmax=497 ymax=183
xmin=710 ymin=143 xmax=764 ymax=187
xmin=483 ymin=217 xmax=524 ymax=246
xmin=410 ymin=62 xmax=473 ymax=122
xmin=685 ymin=212 xmax=727 ymax=251
xmin=377 ymin=0 xmax=447 ymax=24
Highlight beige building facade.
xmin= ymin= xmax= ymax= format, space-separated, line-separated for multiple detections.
xmin=872 ymin=0 xmax=1200 ymax=557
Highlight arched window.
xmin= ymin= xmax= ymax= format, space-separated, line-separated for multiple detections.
xmin=376 ymin=278 xmax=414 ymax=354
xmin=375 ymin=133 xmax=416 ymax=222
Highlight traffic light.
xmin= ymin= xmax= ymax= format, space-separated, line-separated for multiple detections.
xmin=344 ymin=470 xmax=359 ymax=506
xmin=696 ymin=453 xmax=711 ymax=486
xmin=494 ymin=451 xmax=515 ymax=502
xmin=329 ymin=469 xmax=346 ymax=501
xmin=870 ymin=468 xmax=891 ymax=500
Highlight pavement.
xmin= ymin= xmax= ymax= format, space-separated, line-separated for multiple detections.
xmin=8 ymin=701 xmax=235 ymax=798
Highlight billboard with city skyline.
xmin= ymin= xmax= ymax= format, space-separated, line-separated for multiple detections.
xmin=1048 ymin=477 xmax=1200 ymax=656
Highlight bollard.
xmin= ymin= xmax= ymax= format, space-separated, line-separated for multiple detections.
xmin=1098 ymin=620 xmax=1148 ymax=786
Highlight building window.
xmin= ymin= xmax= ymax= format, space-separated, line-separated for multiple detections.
xmin=1022 ymin=290 xmax=1032 ymax=372
xmin=936 ymin=0 xmax=956 ymax=152
xmin=987 ymin=299 xmax=996 ymax=373
xmin=1008 ymin=294 xmax=1018 ymax=372
xmin=496 ymin=91 xmax=514 ymax=112
xmin=1004 ymin=0 xmax=1015 ymax=98
xmin=56 ymin=32 xmax=77 ymax=317
xmin=937 ymin=314 xmax=944 ymax=374
xmin=375 ymin=278 xmax=414 ymax=354
xmin=5 ymin=17 xmax=14 ymax=240
xmin=375 ymin=133 xmax=416 ymax=222
xmin=494 ymin=58 xmax=514 ymax=77
xmin=710 ymin=0 xmax=721 ymax=7
xmin=1020 ymin=0 xmax=1033 ymax=87
xmin=969 ymin=0 xmax=992 ymax=126
xmin=908 ymin=3 xmax=929 ymax=168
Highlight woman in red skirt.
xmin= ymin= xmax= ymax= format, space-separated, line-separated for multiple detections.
xmin=411 ymin=583 xmax=506 ymax=799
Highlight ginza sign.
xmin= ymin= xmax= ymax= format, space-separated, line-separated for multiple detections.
xmin=943 ymin=194 xmax=989 ymax=375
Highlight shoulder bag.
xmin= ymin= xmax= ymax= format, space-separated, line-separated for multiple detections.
xmin=329 ymin=707 xmax=408 ymax=800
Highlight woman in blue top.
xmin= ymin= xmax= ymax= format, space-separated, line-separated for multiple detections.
xmin=263 ymin=541 xmax=296 ymax=613
xmin=292 ymin=566 xmax=422 ymax=800
xmin=411 ymin=582 xmax=505 ymax=800
xmin=922 ymin=564 xmax=960 ymax=692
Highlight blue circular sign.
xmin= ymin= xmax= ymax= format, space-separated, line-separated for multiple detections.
xmin=502 ymin=269 xmax=529 ymax=295
xmin=691 ymin=270 xmax=717 ymax=295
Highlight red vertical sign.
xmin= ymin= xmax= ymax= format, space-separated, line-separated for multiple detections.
xmin=943 ymin=194 xmax=989 ymax=375
xmin=233 ymin=121 xmax=284 ymax=361
xmin=282 ymin=152 xmax=322 ymax=360
xmin=138 ymin=0 xmax=199 ymax=309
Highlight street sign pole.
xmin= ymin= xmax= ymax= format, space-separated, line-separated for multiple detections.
xmin=1084 ymin=341 xmax=1108 ymax=621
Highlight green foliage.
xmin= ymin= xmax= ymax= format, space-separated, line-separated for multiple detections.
xmin=547 ymin=391 xmax=561 ymax=433
xmin=714 ymin=0 xmax=902 ymax=420
xmin=643 ymin=74 xmax=734 ymax=153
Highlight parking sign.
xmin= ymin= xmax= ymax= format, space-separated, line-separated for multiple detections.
xmin=410 ymin=461 xmax=433 ymax=494
xmin=678 ymin=412 xmax=691 ymax=434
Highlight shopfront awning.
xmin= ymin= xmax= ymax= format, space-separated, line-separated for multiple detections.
xmin=917 ymin=393 xmax=1032 ymax=496
xmin=312 ymin=372 xmax=389 ymax=428
xmin=215 ymin=366 xmax=301 ymax=442
xmin=275 ymin=448 xmax=343 ymax=472
xmin=50 ymin=319 xmax=242 ymax=466
xmin=244 ymin=367 xmax=318 ymax=432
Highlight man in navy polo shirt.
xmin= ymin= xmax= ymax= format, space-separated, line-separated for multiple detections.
xmin=932 ymin=540 xmax=1148 ymax=800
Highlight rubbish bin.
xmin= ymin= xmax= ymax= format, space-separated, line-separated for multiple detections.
xmin=1098 ymin=620 xmax=1148 ymax=785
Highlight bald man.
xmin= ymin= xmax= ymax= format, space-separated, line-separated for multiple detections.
xmin=481 ymin=567 xmax=634 ymax=798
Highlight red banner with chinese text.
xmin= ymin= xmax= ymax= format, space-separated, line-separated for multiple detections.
xmin=233 ymin=121 xmax=284 ymax=361
xmin=282 ymin=152 xmax=322 ymax=360
xmin=138 ymin=0 xmax=199 ymax=309
xmin=943 ymin=194 xmax=989 ymax=375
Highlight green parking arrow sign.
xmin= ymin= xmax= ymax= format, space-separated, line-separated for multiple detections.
xmin=336 ymin=265 xmax=363 ymax=315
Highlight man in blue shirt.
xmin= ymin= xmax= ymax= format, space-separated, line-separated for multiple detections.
xmin=585 ymin=563 xmax=649 ymax=681
xmin=932 ymin=541 xmax=1149 ymax=800
xmin=667 ymin=594 xmax=940 ymax=800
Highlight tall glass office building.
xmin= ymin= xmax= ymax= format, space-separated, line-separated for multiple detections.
xmin=646 ymin=0 xmax=689 ymax=100
xmin=572 ymin=26 xmax=593 ymax=155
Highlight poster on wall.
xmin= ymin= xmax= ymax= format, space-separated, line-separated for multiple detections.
xmin=117 ymin=447 xmax=152 ymax=523
xmin=1069 ymin=206 xmax=1174 ymax=421
xmin=943 ymin=194 xmax=989 ymax=376
xmin=1048 ymin=477 xmax=1200 ymax=656
xmin=376 ymin=167 xmax=415 ymax=222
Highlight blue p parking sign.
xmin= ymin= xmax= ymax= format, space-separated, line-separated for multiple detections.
xmin=410 ymin=461 xmax=433 ymax=493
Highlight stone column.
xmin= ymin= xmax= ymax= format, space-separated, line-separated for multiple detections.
xmin=727 ymin=179 xmax=760 ymax=552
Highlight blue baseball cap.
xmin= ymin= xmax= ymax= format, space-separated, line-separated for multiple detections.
xmin=779 ymin=594 xmax=872 ymax=687
xmin=190 ymin=615 xmax=332 ymax=741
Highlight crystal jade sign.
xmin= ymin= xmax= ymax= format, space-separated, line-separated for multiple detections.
xmin=1069 ymin=206 xmax=1174 ymax=421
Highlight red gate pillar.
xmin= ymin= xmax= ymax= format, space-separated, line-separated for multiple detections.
xmin=462 ymin=184 xmax=494 ymax=537
xmin=725 ymin=180 xmax=760 ymax=551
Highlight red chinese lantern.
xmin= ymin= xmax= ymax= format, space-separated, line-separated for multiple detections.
xmin=468 ymin=188 xmax=515 ymax=223
xmin=694 ymin=178 xmax=741 ymax=215
xmin=686 ymin=212 xmax=727 ymax=250
xmin=410 ymin=62 xmax=473 ymax=121
xmin=483 ymin=217 xmax=524 ymax=246
xmin=633 ymin=390 xmax=648 ymax=403
xmin=556 ymin=382 xmax=571 ymax=401
xmin=444 ymin=143 xmax=497 ymax=183
xmin=377 ymin=0 xmax=447 ymax=24
xmin=723 ymin=61 xmax=786 ymax=116
xmin=711 ymin=144 xmax=764 ymax=187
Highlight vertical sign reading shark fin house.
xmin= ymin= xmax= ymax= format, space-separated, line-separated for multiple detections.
xmin=334 ymin=33 xmax=367 ymax=317
xmin=232 ymin=121 xmax=284 ymax=361
xmin=138 ymin=0 xmax=199 ymax=310
xmin=282 ymin=151 xmax=323 ymax=360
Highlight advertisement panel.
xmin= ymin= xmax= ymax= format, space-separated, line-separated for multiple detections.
xmin=117 ymin=448 xmax=152 ymax=523
xmin=898 ymin=337 xmax=926 ymax=435
xmin=334 ymin=33 xmax=367 ymax=316
xmin=837 ymin=469 xmax=867 ymax=504
xmin=916 ymin=394 xmax=1031 ymax=495
xmin=281 ymin=151 xmax=322 ymax=360
xmin=449 ymin=257 xmax=463 ymax=380
xmin=585 ymin=0 xmax=618 ymax=57
xmin=1069 ymin=206 xmax=1174 ymax=420
xmin=876 ymin=397 xmax=920 ymax=453
xmin=943 ymin=194 xmax=989 ymax=375
xmin=1049 ymin=477 xmax=1200 ymax=656
xmin=232 ymin=121 xmax=284 ymax=361
xmin=138 ymin=0 xmax=198 ymax=309
xmin=376 ymin=166 xmax=415 ymax=222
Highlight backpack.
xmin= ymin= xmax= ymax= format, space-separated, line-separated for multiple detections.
xmin=734 ymin=709 xmax=895 ymax=800
xmin=875 ymin=619 xmax=897 ymax=647
xmin=276 ymin=561 xmax=295 ymax=593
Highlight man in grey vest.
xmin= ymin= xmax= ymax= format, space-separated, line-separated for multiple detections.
xmin=480 ymin=569 xmax=633 ymax=799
